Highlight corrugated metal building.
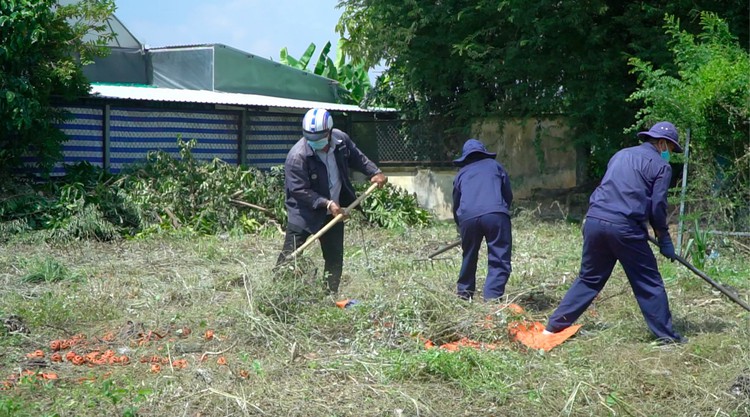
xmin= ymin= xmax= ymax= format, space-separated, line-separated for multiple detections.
xmin=45 ymin=14 xmax=405 ymax=175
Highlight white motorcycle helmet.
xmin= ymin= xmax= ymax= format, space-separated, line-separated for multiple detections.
xmin=302 ymin=108 xmax=333 ymax=141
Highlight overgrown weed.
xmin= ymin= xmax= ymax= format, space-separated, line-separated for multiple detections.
xmin=0 ymin=216 xmax=747 ymax=416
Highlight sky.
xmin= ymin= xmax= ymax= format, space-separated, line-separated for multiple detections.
xmin=113 ymin=0 xmax=383 ymax=81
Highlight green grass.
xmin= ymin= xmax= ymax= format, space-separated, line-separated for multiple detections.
xmin=0 ymin=218 xmax=748 ymax=416
xmin=19 ymin=256 xmax=82 ymax=284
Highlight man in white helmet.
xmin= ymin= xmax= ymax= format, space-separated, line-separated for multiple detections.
xmin=276 ymin=108 xmax=387 ymax=293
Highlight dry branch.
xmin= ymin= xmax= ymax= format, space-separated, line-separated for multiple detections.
xmin=230 ymin=199 xmax=274 ymax=217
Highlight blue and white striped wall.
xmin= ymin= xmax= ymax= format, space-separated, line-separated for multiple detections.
xmin=244 ymin=111 xmax=300 ymax=170
xmin=45 ymin=105 xmax=305 ymax=175
xmin=108 ymin=107 xmax=240 ymax=171
xmin=55 ymin=106 xmax=104 ymax=175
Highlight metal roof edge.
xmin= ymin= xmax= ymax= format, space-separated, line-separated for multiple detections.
xmin=88 ymin=84 xmax=397 ymax=113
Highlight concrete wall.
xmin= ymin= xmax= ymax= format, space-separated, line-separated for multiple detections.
xmin=382 ymin=118 xmax=577 ymax=220
xmin=384 ymin=168 xmax=456 ymax=220
xmin=475 ymin=117 xmax=576 ymax=198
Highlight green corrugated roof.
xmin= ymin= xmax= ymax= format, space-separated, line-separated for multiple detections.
xmin=149 ymin=44 xmax=346 ymax=103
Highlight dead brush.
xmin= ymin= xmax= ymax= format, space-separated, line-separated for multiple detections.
xmin=355 ymin=275 xmax=515 ymax=350
xmin=256 ymin=257 xmax=330 ymax=323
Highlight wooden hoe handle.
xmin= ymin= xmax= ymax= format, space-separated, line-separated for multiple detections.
xmin=288 ymin=183 xmax=379 ymax=259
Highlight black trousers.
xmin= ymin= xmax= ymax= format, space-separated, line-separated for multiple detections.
xmin=276 ymin=219 xmax=345 ymax=293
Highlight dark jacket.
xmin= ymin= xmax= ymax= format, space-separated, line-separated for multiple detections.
xmin=284 ymin=128 xmax=381 ymax=233
xmin=453 ymin=156 xmax=513 ymax=224
xmin=586 ymin=142 xmax=672 ymax=239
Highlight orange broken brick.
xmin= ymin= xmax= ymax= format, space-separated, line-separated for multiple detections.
xmin=216 ymin=356 xmax=227 ymax=366
xmin=84 ymin=351 xmax=101 ymax=363
xmin=26 ymin=350 xmax=45 ymax=359
xmin=439 ymin=337 xmax=499 ymax=352
xmin=172 ymin=359 xmax=188 ymax=369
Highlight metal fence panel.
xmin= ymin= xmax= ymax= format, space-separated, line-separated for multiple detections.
xmin=351 ymin=119 xmax=451 ymax=165
xmin=373 ymin=120 xmax=409 ymax=162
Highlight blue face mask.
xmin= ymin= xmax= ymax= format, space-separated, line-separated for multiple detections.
xmin=308 ymin=138 xmax=328 ymax=151
xmin=661 ymin=150 xmax=670 ymax=162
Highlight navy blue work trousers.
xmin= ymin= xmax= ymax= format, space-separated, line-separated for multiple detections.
xmin=546 ymin=218 xmax=681 ymax=341
xmin=457 ymin=212 xmax=512 ymax=300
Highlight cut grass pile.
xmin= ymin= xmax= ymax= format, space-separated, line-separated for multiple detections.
xmin=0 ymin=216 xmax=748 ymax=416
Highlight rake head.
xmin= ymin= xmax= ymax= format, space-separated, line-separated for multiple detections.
xmin=412 ymin=256 xmax=457 ymax=270
xmin=413 ymin=239 xmax=461 ymax=270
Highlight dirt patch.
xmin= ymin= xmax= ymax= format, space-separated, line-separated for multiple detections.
xmin=730 ymin=372 xmax=750 ymax=398
xmin=2 ymin=315 xmax=30 ymax=334
xmin=515 ymin=291 xmax=557 ymax=312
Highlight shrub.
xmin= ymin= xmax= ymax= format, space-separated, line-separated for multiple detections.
xmin=2 ymin=138 xmax=434 ymax=240
xmin=356 ymin=183 xmax=432 ymax=229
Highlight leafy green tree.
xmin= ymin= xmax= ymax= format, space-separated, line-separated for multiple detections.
xmin=336 ymin=0 xmax=748 ymax=176
xmin=280 ymin=39 xmax=372 ymax=105
xmin=628 ymin=12 xmax=750 ymax=229
xmin=0 ymin=0 xmax=115 ymax=176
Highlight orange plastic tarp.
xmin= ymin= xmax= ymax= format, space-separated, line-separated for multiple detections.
xmin=335 ymin=299 xmax=360 ymax=309
xmin=508 ymin=321 xmax=582 ymax=351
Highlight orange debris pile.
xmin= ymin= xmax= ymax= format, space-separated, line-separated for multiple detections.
xmin=421 ymin=303 xmax=582 ymax=353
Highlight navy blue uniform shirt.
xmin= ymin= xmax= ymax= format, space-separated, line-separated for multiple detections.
xmin=284 ymin=128 xmax=380 ymax=234
xmin=452 ymin=157 xmax=513 ymax=224
xmin=586 ymin=142 xmax=672 ymax=239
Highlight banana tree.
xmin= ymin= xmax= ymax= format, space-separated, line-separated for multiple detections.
xmin=280 ymin=40 xmax=371 ymax=105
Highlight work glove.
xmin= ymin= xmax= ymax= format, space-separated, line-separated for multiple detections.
xmin=657 ymin=236 xmax=677 ymax=261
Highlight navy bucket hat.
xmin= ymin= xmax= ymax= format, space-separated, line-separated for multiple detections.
xmin=637 ymin=121 xmax=683 ymax=153
xmin=453 ymin=139 xmax=496 ymax=164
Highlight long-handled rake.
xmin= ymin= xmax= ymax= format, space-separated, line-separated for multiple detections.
xmin=413 ymin=239 xmax=461 ymax=269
